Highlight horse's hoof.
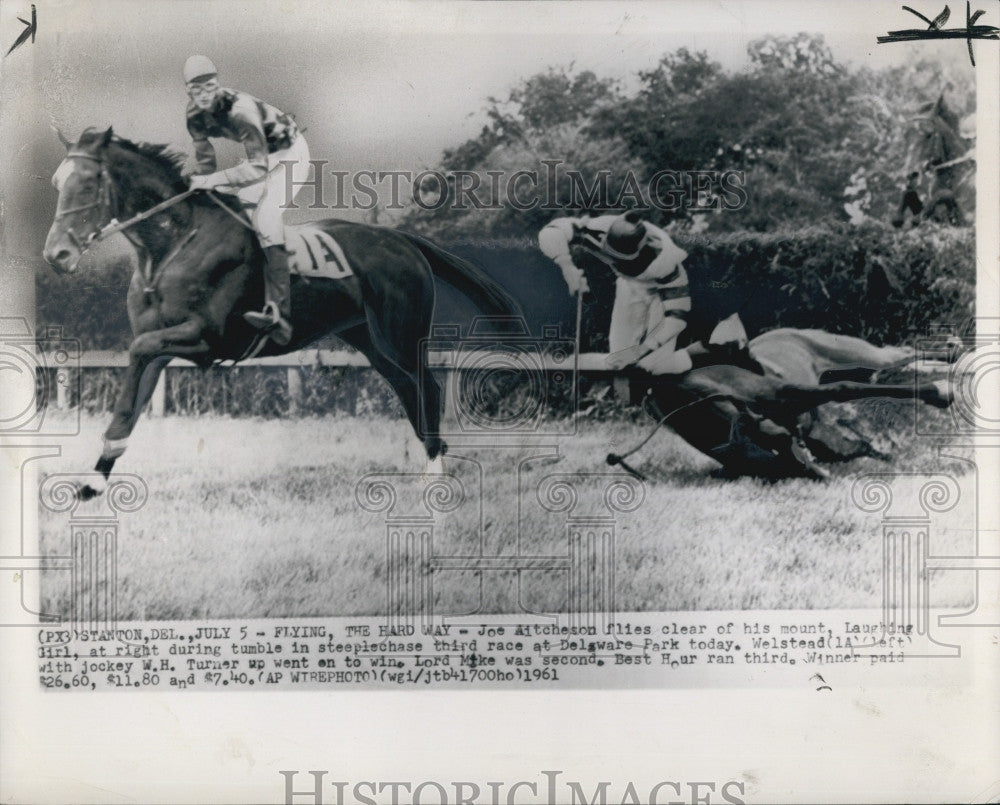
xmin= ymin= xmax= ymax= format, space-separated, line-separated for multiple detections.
xmin=77 ymin=483 xmax=104 ymax=501
xmin=75 ymin=473 xmax=108 ymax=500
xmin=790 ymin=439 xmax=830 ymax=481
xmin=931 ymin=379 xmax=953 ymax=407
xmin=422 ymin=455 xmax=446 ymax=478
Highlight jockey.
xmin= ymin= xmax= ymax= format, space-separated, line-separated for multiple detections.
xmin=538 ymin=210 xmax=751 ymax=375
xmin=183 ymin=55 xmax=311 ymax=345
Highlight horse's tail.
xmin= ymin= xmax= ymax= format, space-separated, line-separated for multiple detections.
xmin=400 ymin=232 xmax=522 ymax=318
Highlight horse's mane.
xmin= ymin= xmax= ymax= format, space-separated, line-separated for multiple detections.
xmin=72 ymin=126 xmax=187 ymax=185
xmin=77 ymin=126 xmax=244 ymax=215
xmin=111 ymin=136 xmax=188 ymax=183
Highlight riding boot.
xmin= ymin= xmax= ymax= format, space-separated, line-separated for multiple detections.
xmin=243 ymin=245 xmax=293 ymax=345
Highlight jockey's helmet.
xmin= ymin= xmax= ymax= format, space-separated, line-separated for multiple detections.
xmin=183 ymin=55 xmax=218 ymax=84
xmin=603 ymin=211 xmax=650 ymax=260
xmin=601 ymin=211 xmax=661 ymax=277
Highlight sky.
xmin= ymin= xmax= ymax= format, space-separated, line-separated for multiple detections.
xmin=0 ymin=0 xmax=980 ymax=263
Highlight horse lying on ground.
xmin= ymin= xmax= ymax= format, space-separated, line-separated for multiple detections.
xmin=610 ymin=328 xmax=954 ymax=480
xmin=43 ymin=127 xmax=521 ymax=498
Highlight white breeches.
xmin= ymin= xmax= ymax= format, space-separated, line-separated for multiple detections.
xmin=235 ymin=135 xmax=311 ymax=248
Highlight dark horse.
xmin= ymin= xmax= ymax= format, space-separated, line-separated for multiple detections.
xmin=892 ymin=94 xmax=974 ymax=228
xmin=43 ymin=127 xmax=520 ymax=498
xmin=611 ymin=328 xmax=954 ymax=480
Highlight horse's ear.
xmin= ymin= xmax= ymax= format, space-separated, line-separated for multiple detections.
xmin=101 ymin=126 xmax=114 ymax=146
xmin=52 ymin=126 xmax=72 ymax=151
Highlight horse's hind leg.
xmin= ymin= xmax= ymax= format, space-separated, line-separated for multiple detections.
xmin=767 ymin=379 xmax=951 ymax=417
xmin=339 ymin=323 xmax=446 ymax=462
xmin=347 ymin=234 xmax=443 ymax=461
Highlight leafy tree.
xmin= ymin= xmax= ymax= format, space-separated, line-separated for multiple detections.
xmin=404 ymin=35 xmax=973 ymax=238
xmin=439 ymin=67 xmax=621 ymax=173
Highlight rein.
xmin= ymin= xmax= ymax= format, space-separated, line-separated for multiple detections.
xmin=100 ymin=187 xmax=255 ymax=238
xmin=606 ymin=390 xmax=732 ymax=480
xmin=58 ymin=149 xmax=198 ymax=247
xmin=97 ymin=188 xmax=196 ymax=240
xmin=60 ymin=150 xmax=252 ymax=246
xmin=59 ymin=149 xmax=258 ymax=303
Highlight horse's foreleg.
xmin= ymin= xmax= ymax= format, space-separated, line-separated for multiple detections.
xmin=804 ymin=421 xmax=891 ymax=464
xmin=82 ymin=321 xmax=209 ymax=498
xmin=768 ymin=379 xmax=951 ymax=417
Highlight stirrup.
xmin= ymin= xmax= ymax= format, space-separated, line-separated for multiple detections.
xmin=243 ymin=303 xmax=292 ymax=345
xmin=243 ymin=301 xmax=280 ymax=330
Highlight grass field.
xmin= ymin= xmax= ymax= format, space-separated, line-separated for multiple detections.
xmin=36 ymin=406 xmax=976 ymax=619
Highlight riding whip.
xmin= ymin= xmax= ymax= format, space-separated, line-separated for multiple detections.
xmin=573 ymin=286 xmax=584 ymax=371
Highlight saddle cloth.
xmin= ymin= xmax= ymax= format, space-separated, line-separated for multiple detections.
xmin=285 ymin=224 xmax=354 ymax=280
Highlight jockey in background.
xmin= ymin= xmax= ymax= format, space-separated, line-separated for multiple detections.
xmin=183 ymin=55 xmax=311 ymax=346
xmin=538 ymin=211 xmax=753 ymax=375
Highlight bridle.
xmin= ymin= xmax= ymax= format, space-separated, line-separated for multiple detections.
xmin=54 ymin=150 xmax=117 ymax=251
xmin=51 ymin=144 xmax=249 ymax=307
xmin=54 ymin=149 xmax=245 ymax=253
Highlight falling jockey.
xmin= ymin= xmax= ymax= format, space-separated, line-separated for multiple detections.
xmin=539 ymin=210 xmax=756 ymax=376
xmin=182 ymin=54 xmax=311 ymax=345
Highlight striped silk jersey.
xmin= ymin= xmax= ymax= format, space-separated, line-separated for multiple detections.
xmin=186 ymin=88 xmax=300 ymax=187
xmin=538 ymin=214 xmax=691 ymax=306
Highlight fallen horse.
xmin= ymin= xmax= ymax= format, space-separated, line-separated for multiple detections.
xmin=608 ymin=328 xmax=955 ymax=480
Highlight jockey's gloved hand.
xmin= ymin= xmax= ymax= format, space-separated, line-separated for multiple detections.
xmin=556 ymin=255 xmax=590 ymax=296
xmin=606 ymin=343 xmax=652 ymax=370
xmin=189 ymin=173 xmax=222 ymax=191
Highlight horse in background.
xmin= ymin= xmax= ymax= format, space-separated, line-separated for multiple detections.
xmin=892 ymin=93 xmax=975 ymax=228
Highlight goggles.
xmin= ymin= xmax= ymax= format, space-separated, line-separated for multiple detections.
xmin=187 ymin=79 xmax=220 ymax=99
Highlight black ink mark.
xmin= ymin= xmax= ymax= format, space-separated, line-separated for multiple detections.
xmin=4 ymin=4 xmax=36 ymax=58
xmin=810 ymin=673 xmax=832 ymax=692
xmin=877 ymin=2 xmax=1000 ymax=65
xmin=900 ymin=3 xmax=952 ymax=27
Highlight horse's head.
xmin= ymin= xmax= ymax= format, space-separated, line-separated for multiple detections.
xmin=904 ymin=95 xmax=964 ymax=176
xmin=43 ymin=126 xmax=117 ymax=274
xmin=906 ymin=115 xmax=947 ymax=174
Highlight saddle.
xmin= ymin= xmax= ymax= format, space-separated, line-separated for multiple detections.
xmin=222 ymin=199 xmax=354 ymax=281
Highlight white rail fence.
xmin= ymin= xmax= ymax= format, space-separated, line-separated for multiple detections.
xmin=48 ymin=349 xmax=628 ymax=416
